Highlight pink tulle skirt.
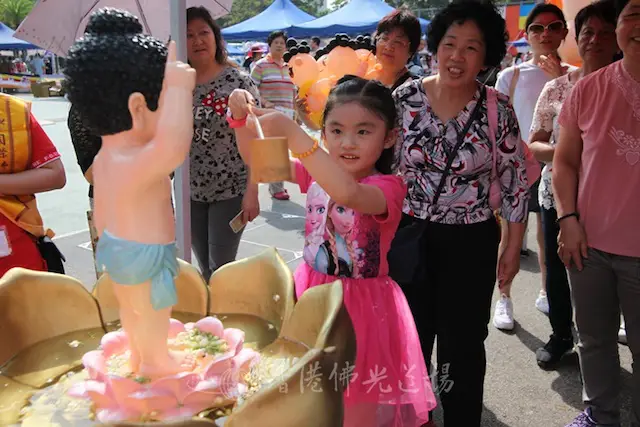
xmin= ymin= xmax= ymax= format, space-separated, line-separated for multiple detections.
xmin=294 ymin=263 xmax=437 ymax=426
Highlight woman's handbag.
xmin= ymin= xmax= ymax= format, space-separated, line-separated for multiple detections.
xmin=486 ymin=87 xmax=542 ymax=211
xmin=388 ymin=90 xmax=486 ymax=285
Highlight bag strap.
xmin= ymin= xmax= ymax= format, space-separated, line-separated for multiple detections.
xmin=486 ymin=87 xmax=499 ymax=180
xmin=509 ymin=66 xmax=520 ymax=101
xmin=432 ymin=88 xmax=486 ymax=206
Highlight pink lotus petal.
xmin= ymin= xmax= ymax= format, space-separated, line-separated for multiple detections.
xmin=183 ymin=386 xmax=230 ymax=412
xmin=108 ymin=376 xmax=144 ymax=409
xmin=232 ymin=348 xmax=260 ymax=376
xmin=168 ymin=318 xmax=186 ymax=338
xmin=161 ymin=405 xmax=204 ymax=421
xmin=149 ymin=373 xmax=202 ymax=402
xmin=223 ymin=328 xmax=245 ymax=354
xmin=194 ymin=317 xmax=224 ymax=338
xmin=95 ymin=408 xmax=140 ymax=423
xmin=82 ymin=350 xmax=106 ymax=381
xmin=203 ymin=355 xmax=235 ymax=380
xmin=127 ymin=389 xmax=178 ymax=414
xmin=100 ymin=331 xmax=128 ymax=358
xmin=69 ymin=380 xmax=115 ymax=409
xmin=184 ymin=322 xmax=195 ymax=331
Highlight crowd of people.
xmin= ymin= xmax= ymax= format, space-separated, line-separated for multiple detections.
xmin=0 ymin=0 xmax=637 ymax=425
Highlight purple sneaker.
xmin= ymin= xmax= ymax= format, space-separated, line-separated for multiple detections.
xmin=565 ymin=411 xmax=597 ymax=427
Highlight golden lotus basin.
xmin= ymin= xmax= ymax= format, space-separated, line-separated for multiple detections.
xmin=0 ymin=248 xmax=356 ymax=427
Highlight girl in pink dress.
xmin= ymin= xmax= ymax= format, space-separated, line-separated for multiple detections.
xmin=228 ymin=75 xmax=437 ymax=426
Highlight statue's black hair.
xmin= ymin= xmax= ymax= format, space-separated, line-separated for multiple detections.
xmin=64 ymin=8 xmax=168 ymax=136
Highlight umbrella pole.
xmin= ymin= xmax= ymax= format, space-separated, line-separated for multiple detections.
xmin=170 ymin=0 xmax=192 ymax=262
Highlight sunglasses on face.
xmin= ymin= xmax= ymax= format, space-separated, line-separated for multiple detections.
xmin=527 ymin=20 xmax=566 ymax=35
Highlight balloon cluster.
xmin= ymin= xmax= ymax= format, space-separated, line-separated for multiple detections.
xmin=284 ymin=34 xmax=383 ymax=128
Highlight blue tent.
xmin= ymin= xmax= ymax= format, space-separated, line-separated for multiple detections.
xmin=226 ymin=43 xmax=245 ymax=56
xmin=288 ymin=0 xmax=429 ymax=38
xmin=222 ymin=0 xmax=315 ymax=41
xmin=0 ymin=22 xmax=37 ymax=49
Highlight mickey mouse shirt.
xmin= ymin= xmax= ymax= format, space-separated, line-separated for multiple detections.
xmin=191 ymin=67 xmax=260 ymax=203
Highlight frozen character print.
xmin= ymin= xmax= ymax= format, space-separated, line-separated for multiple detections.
xmin=303 ymin=182 xmax=329 ymax=266
xmin=316 ymin=199 xmax=358 ymax=277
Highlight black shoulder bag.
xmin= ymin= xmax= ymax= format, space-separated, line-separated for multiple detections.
xmin=388 ymin=88 xmax=486 ymax=286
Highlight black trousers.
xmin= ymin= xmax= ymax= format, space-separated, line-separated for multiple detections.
xmin=540 ymin=206 xmax=573 ymax=339
xmin=400 ymin=215 xmax=500 ymax=427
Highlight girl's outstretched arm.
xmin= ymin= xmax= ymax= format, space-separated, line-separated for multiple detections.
xmin=229 ymin=90 xmax=297 ymax=183
xmin=253 ymin=108 xmax=390 ymax=216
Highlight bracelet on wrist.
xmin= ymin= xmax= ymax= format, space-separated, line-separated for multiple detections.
xmin=291 ymin=138 xmax=320 ymax=159
xmin=556 ymin=212 xmax=580 ymax=223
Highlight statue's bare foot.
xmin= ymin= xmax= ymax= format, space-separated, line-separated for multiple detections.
xmin=138 ymin=351 xmax=197 ymax=379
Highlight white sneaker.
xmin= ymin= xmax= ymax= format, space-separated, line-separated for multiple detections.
xmin=619 ymin=319 xmax=627 ymax=345
xmin=493 ymin=294 xmax=514 ymax=330
xmin=535 ymin=291 xmax=549 ymax=315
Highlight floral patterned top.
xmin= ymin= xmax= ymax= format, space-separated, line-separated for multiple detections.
xmin=392 ymin=79 xmax=529 ymax=224
xmin=191 ymin=67 xmax=260 ymax=203
xmin=530 ymin=74 xmax=575 ymax=210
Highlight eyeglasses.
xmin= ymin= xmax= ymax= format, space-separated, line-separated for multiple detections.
xmin=527 ymin=20 xmax=566 ymax=34
xmin=377 ymin=34 xmax=409 ymax=50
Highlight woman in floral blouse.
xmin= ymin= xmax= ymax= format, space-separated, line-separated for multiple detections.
xmin=392 ymin=0 xmax=529 ymax=424
xmin=528 ymin=0 xmax=618 ymax=370
xmin=187 ymin=7 xmax=260 ymax=281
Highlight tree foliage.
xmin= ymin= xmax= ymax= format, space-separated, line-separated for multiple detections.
xmin=0 ymin=0 xmax=34 ymax=30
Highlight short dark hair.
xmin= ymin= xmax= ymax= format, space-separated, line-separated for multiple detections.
xmin=311 ymin=36 xmax=321 ymax=45
xmin=524 ymin=3 xmax=567 ymax=31
xmin=323 ymin=76 xmax=396 ymax=174
xmin=65 ymin=8 xmax=167 ymax=136
xmin=267 ymin=30 xmax=287 ymax=46
xmin=376 ymin=9 xmax=423 ymax=57
xmin=575 ymin=0 xmax=616 ymax=40
xmin=614 ymin=0 xmax=630 ymax=19
xmin=187 ymin=6 xmax=227 ymax=65
xmin=426 ymin=0 xmax=508 ymax=68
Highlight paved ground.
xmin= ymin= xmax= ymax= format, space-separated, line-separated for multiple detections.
xmin=29 ymin=95 xmax=634 ymax=426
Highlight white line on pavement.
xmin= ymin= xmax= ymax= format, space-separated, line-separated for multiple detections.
xmin=53 ymin=228 xmax=89 ymax=240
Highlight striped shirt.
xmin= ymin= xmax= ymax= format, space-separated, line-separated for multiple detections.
xmin=250 ymin=55 xmax=296 ymax=114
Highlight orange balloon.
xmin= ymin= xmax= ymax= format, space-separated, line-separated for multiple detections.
xmin=355 ymin=49 xmax=376 ymax=77
xmin=365 ymin=63 xmax=383 ymax=80
xmin=326 ymin=46 xmax=360 ymax=79
xmin=288 ymin=53 xmax=319 ymax=88
xmin=558 ymin=21 xmax=582 ymax=67
xmin=555 ymin=0 xmax=591 ymax=67
xmin=306 ymin=78 xmax=333 ymax=114
xmin=316 ymin=54 xmax=331 ymax=80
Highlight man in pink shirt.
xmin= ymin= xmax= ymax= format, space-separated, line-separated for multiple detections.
xmin=553 ymin=0 xmax=640 ymax=425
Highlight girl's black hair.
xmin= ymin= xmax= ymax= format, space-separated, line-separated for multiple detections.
xmin=322 ymin=76 xmax=396 ymax=174
xmin=187 ymin=6 xmax=227 ymax=65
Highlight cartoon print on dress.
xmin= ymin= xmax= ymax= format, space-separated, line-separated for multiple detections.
xmin=303 ymin=184 xmax=382 ymax=279
xmin=316 ymin=199 xmax=358 ymax=277
xmin=303 ymin=182 xmax=329 ymax=266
